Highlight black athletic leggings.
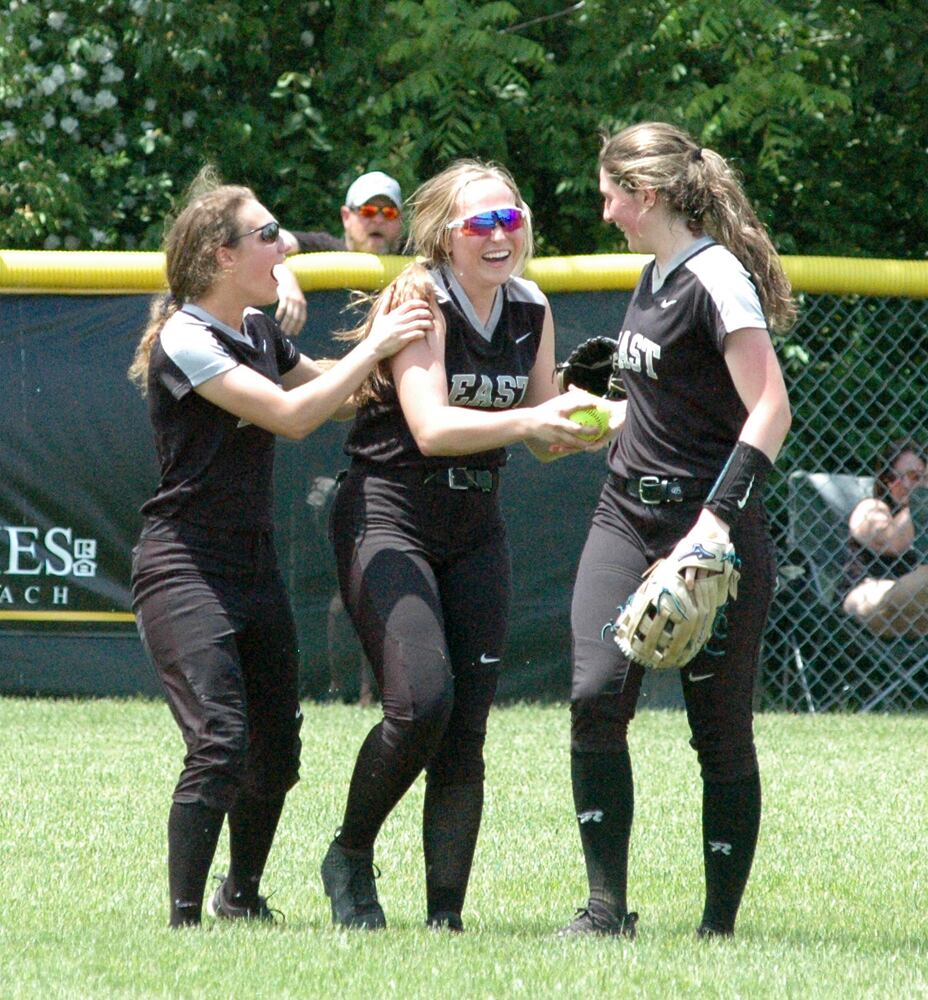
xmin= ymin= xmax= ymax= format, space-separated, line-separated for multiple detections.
xmin=570 ymin=474 xmax=776 ymax=782
xmin=330 ymin=464 xmax=511 ymax=788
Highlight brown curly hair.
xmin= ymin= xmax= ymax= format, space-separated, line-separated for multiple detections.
xmin=128 ymin=166 xmax=254 ymax=392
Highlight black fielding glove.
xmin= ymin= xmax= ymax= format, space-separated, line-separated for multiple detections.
xmin=555 ymin=336 xmax=625 ymax=398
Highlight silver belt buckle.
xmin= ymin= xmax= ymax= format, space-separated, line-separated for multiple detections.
xmin=448 ymin=468 xmax=469 ymax=490
xmin=638 ymin=475 xmax=663 ymax=504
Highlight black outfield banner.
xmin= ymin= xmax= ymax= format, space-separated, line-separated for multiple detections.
xmin=0 ymin=289 xmax=648 ymax=702
xmin=0 ymin=295 xmax=153 ymax=624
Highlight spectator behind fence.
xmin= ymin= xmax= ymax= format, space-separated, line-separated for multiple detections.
xmin=842 ymin=439 xmax=928 ymax=637
xmin=273 ymin=171 xmax=405 ymax=335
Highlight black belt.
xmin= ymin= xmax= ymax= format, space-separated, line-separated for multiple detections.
xmin=612 ymin=473 xmax=713 ymax=505
xmin=424 ymin=467 xmax=498 ymax=493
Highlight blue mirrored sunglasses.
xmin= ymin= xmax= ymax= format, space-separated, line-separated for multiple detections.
xmin=446 ymin=207 xmax=524 ymax=236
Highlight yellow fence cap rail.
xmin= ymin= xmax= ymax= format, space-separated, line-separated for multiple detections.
xmin=288 ymin=252 xmax=410 ymax=291
xmin=1 ymin=249 xmax=927 ymax=298
xmin=783 ymin=256 xmax=928 ymax=298
xmin=0 ymin=250 xmax=166 ymax=293
xmin=524 ymin=254 xmax=652 ymax=292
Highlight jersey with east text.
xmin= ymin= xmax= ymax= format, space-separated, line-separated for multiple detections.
xmin=140 ymin=305 xmax=300 ymax=530
xmin=609 ymin=242 xmax=767 ymax=481
xmin=345 ymin=267 xmax=546 ymax=469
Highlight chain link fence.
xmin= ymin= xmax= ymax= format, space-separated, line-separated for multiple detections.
xmin=762 ymin=293 xmax=928 ymax=711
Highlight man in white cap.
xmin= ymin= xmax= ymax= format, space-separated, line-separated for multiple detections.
xmin=274 ymin=171 xmax=404 ymax=334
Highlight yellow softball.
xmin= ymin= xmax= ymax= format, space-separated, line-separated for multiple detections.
xmin=569 ymin=406 xmax=610 ymax=441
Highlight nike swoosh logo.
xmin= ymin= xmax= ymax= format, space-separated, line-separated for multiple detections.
xmin=514 ymin=332 xmax=533 ymax=344
xmin=479 ymin=654 xmax=501 ymax=664
xmin=737 ymin=474 xmax=756 ymax=509
xmin=689 ymin=672 xmax=714 ymax=682
xmin=659 ymin=298 xmax=677 ymax=309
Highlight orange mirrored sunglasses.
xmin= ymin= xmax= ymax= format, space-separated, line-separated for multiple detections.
xmin=353 ymin=204 xmax=400 ymax=221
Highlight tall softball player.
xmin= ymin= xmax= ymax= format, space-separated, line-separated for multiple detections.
xmin=561 ymin=123 xmax=794 ymax=939
xmin=128 ymin=171 xmax=430 ymax=928
xmin=321 ymin=160 xmax=601 ymax=932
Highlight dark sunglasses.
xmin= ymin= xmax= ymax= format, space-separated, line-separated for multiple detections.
xmin=446 ymin=207 xmax=524 ymax=236
xmin=352 ymin=204 xmax=400 ymax=221
xmin=226 ymin=220 xmax=280 ymax=245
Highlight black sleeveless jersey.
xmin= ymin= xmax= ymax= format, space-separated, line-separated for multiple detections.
xmin=609 ymin=241 xmax=768 ymax=481
xmin=345 ymin=267 xmax=547 ymax=469
xmin=140 ymin=305 xmax=300 ymax=531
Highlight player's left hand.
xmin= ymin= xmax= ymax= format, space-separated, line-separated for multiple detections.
xmin=274 ymin=264 xmax=308 ymax=336
xmin=367 ymin=295 xmax=433 ymax=360
xmin=611 ymin=532 xmax=740 ymax=670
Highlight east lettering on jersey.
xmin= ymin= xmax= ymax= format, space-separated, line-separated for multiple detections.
xmin=346 ymin=266 xmax=546 ymax=469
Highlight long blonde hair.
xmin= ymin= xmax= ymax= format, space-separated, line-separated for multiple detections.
xmin=599 ymin=122 xmax=796 ymax=331
xmin=128 ymin=167 xmax=254 ymax=392
xmin=405 ymin=158 xmax=533 ymax=270
xmin=343 ymin=159 xmax=534 ymax=403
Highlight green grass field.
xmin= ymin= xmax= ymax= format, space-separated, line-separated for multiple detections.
xmin=2 ymin=699 xmax=926 ymax=999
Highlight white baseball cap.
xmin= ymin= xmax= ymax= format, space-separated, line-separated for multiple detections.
xmin=344 ymin=171 xmax=402 ymax=210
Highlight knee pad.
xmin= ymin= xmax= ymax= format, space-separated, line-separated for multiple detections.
xmin=690 ymin=732 xmax=758 ymax=783
xmin=242 ymin=706 xmax=304 ymax=799
xmin=394 ymin=663 xmax=455 ymax=735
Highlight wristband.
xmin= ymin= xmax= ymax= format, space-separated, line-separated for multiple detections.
xmin=703 ymin=441 xmax=772 ymax=526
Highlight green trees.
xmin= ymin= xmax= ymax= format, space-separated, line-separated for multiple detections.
xmin=1 ymin=0 xmax=925 ymax=257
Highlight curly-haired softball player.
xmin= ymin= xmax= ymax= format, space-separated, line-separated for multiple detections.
xmin=321 ymin=160 xmax=601 ymax=932
xmin=560 ymin=123 xmax=794 ymax=939
xmin=128 ymin=170 xmax=429 ymax=928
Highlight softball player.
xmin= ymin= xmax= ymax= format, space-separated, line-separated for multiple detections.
xmin=561 ymin=123 xmax=794 ymax=939
xmin=128 ymin=171 xmax=430 ymax=928
xmin=321 ymin=160 xmax=600 ymax=932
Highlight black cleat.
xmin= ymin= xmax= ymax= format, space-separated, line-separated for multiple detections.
xmin=558 ymin=902 xmax=638 ymax=938
xmin=426 ymin=911 xmax=464 ymax=933
xmin=696 ymin=923 xmax=734 ymax=940
xmin=206 ymin=875 xmax=281 ymax=923
xmin=320 ymin=840 xmax=386 ymax=930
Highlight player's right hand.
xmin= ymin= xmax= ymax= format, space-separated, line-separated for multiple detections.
xmin=526 ymin=388 xmax=608 ymax=449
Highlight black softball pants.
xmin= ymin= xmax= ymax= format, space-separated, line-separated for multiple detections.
xmin=132 ymin=518 xmax=302 ymax=812
xmin=570 ymin=474 xmax=776 ymax=782
xmin=330 ymin=465 xmax=510 ymax=848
